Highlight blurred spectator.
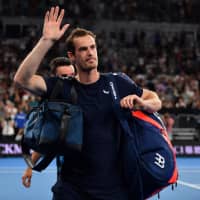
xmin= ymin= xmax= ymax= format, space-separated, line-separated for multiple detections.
xmin=162 ymin=113 xmax=175 ymax=140
xmin=14 ymin=105 xmax=27 ymax=141
xmin=4 ymin=100 xmax=17 ymax=120
xmin=1 ymin=113 xmax=15 ymax=141
xmin=0 ymin=1 xmax=199 ymax=144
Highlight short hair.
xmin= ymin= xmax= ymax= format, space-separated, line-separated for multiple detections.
xmin=49 ymin=57 xmax=72 ymax=74
xmin=65 ymin=28 xmax=96 ymax=54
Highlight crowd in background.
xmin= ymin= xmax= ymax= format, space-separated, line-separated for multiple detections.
xmin=0 ymin=0 xmax=199 ymax=141
xmin=0 ymin=0 xmax=199 ymax=23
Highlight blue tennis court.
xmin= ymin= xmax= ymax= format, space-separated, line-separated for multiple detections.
xmin=0 ymin=157 xmax=199 ymax=200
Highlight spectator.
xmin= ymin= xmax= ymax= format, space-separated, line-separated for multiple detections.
xmin=14 ymin=104 xmax=27 ymax=141
xmin=163 ymin=113 xmax=175 ymax=141
xmin=1 ymin=113 xmax=15 ymax=141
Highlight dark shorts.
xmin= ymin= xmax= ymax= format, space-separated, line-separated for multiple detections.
xmin=51 ymin=180 xmax=129 ymax=200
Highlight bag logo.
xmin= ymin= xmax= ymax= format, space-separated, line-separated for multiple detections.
xmin=154 ymin=153 xmax=165 ymax=168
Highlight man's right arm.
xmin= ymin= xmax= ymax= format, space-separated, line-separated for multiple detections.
xmin=14 ymin=38 xmax=54 ymax=95
xmin=14 ymin=6 xmax=69 ymax=96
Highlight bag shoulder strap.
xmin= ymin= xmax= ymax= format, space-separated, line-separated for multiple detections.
xmin=22 ymin=144 xmax=56 ymax=172
xmin=50 ymin=78 xmax=64 ymax=99
xmin=104 ymin=73 xmax=133 ymax=138
xmin=105 ymin=73 xmax=144 ymax=199
xmin=49 ymin=77 xmax=78 ymax=104
xmin=69 ymin=79 xmax=78 ymax=104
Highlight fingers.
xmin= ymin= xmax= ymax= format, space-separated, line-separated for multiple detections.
xmin=42 ymin=6 xmax=69 ymax=41
xmin=46 ymin=6 xmax=64 ymax=22
xmin=22 ymin=175 xmax=31 ymax=188
xmin=49 ymin=7 xmax=55 ymax=21
xmin=22 ymin=168 xmax=32 ymax=188
xmin=120 ymin=95 xmax=134 ymax=109
xmin=56 ymin=9 xmax=65 ymax=23
xmin=61 ymin=24 xmax=70 ymax=35
xmin=120 ymin=95 xmax=142 ymax=109
xmin=53 ymin=6 xmax=59 ymax=21
xmin=44 ymin=11 xmax=50 ymax=24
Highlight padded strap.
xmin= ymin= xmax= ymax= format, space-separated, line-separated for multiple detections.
xmin=21 ymin=135 xmax=56 ymax=172
xmin=50 ymin=78 xmax=64 ymax=99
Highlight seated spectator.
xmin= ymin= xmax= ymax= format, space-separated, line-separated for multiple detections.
xmin=1 ymin=113 xmax=15 ymax=141
xmin=162 ymin=113 xmax=175 ymax=141
xmin=14 ymin=105 xmax=27 ymax=141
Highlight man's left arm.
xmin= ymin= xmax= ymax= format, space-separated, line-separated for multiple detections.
xmin=120 ymin=88 xmax=162 ymax=113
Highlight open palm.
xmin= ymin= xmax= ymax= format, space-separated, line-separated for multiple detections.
xmin=43 ymin=6 xmax=69 ymax=41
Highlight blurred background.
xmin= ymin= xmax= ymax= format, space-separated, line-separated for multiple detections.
xmin=0 ymin=0 xmax=199 ymax=157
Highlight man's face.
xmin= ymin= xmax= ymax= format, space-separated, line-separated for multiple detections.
xmin=55 ymin=65 xmax=75 ymax=78
xmin=72 ymin=35 xmax=98 ymax=72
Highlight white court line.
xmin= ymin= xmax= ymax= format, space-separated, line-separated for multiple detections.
xmin=0 ymin=167 xmax=56 ymax=169
xmin=178 ymin=180 xmax=200 ymax=190
xmin=0 ymin=167 xmax=56 ymax=174
xmin=179 ymin=170 xmax=200 ymax=173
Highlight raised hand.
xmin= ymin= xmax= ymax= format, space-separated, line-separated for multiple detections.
xmin=43 ymin=6 xmax=69 ymax=41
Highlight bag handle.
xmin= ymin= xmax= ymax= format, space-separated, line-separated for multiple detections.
xmin=50 ymin=78 xmax=78 ymax=104
xmin=50 ymin=78 xmax=64 ymax=99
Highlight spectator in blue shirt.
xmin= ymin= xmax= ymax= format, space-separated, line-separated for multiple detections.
xmin=14 ymin=105 xmax=27 ymax=141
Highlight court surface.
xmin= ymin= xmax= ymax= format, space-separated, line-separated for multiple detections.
xmin=0 ymin=157 xmax=199 ymax=200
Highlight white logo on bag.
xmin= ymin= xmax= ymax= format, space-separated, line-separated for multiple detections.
xmin=154 ymin=153 xmax=165 ymax=168
xmin=103 ymin=89 xmax=110 ymax=94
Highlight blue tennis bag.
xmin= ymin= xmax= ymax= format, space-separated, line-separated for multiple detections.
xmin=23 ymin=101 xmax=83 ymax=155
xmin=21 ymin=100 xmax=83 ymax=171
xmin=106 ymin=73 xmax=178 ymax=199
xmin=121 ymin=110 xmax=178 ymax=199
xmin=21 ymin=78 xmax=83 ymax=171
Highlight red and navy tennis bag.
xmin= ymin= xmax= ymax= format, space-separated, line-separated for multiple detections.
xmin=106 ymin=73 xmax=178 ymax=199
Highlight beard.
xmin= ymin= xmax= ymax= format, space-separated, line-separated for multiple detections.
xmin=79 ymin=64 xmax=96 ymax=72
xmin=76 ymin=59 xmax=98 ymax=72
